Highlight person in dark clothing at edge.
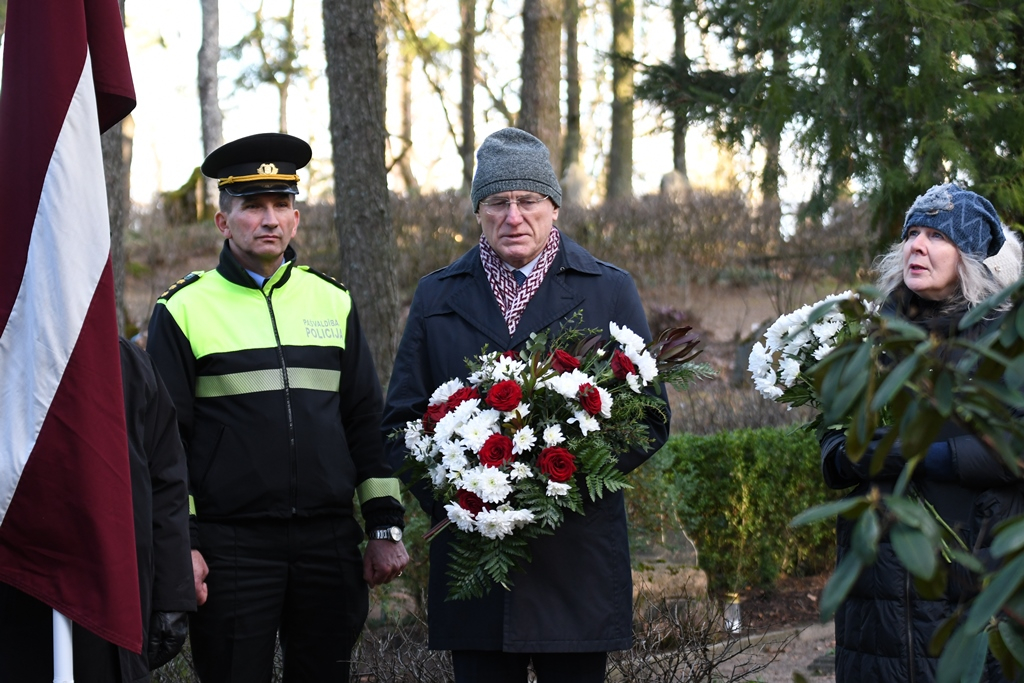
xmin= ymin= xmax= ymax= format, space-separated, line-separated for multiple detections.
xmin=0 ymin=337 xmax=196 ymax=682
xmin=381 ymin=127 xmax=670 ymax=683
xmin=820 ymin=183 xmax=1024 ymax=682
xmin=146 ymin=133 xmax=408 ymax=682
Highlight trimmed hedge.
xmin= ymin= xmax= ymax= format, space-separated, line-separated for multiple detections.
xmin=628 ymin=427 xmax=841 ymax=593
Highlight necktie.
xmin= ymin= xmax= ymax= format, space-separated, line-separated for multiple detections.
xmin=513 ymin=270 xmax=527 ymax=287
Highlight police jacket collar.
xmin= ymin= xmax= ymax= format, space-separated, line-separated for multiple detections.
xmin=216 ymin=240 xmax=297 ymax=290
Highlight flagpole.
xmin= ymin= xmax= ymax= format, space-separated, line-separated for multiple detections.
xmin=52 ymin=609 xmax=74 ymax=683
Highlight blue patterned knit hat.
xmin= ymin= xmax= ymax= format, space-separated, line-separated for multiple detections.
xmin=902 ymin=183 xmax=1004 ymax=259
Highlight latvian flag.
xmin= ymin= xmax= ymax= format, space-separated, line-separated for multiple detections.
xmin=0 ymin=0 xmax=142 ymax=653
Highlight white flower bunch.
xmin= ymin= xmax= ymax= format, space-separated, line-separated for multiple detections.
xmin=748 ymin=291 xmax=868 ymax=404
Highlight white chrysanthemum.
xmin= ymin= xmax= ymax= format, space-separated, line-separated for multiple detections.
xmin=812 ymin=318 xmax=843 ymax=345
xmin=610 ymin=322 xmax=646 ymax=354
xmin=546 ymin=481 xmax=571 ymax=497
xmin=542 ymin=424 xmax=564 ymax=446
xmin=404 ymin=422 xmax=425 ymax=450
xmin=569 ymin=410 xmax=600 ymax=436
xmin=432 ymin=411 xmax=461 ymax=443
xmin=813 ymin=343 xmax=835 ymax=361
xmin=512 ymin=426 xmax=537 ymax=455
xmin=430 ymin=464 xmax=449 ymax=488
xmin=440 ymin=448 xmax=469 ymax=475
xmin=468 ymin=369 xmax=487 ymax=386
xmin=546 ymin=369 xmax=594 ymax=399
xmin=595 ymin=386 xmax=613 ymax=418
xmin=626 ymin=373 xmax=642 ymax=393
xmin=464 ymin=466 xmax=513 ymax=504
xmin=429 ymin=379 xmax=465 ymax=406
xmin=779 ymin=357 xmax=801 ymax=388
xmin=492 ymin=356 xmax=527 ymax=381
xmin=508 ymin=462 xmax=533 ymax=480
xmin=450 ymin=398 xmax=482 ymax=424
xmin=753 ymin=373 xmax=784 ymax=400
xmin=507 ymin=402 xmax=531 ymax=421
xmin=747 ymin=342 xmax=773 ymax=378
xmin=457 ymin=413 xmax=499 ymax=452
xmin=475 ymin=509 xmax=517 ymax=539
xmin=438 ymin=439 xmax=465 ymax=458
xmin=632 ymin=351 xmax=658 ymax=383
xmin=445 ymin=503 xmax=477 ymax=532
xmin=782 ymin=329 xmax=813 ymax=359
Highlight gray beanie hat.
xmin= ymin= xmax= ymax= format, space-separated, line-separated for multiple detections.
xmin=471 ymin=128 xmax=562 ymax=211
xmin=902 ymin=183 xmax=1004 ymax=259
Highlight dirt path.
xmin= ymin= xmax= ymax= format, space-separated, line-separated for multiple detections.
xmin=730 ymin=621 xmax=836 ymax=682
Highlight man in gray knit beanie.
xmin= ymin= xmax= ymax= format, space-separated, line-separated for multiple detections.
xmin=383 ymin=126 xmax=669 ymax=683
xmin=471 ymin=127 xmax=562 ymax=211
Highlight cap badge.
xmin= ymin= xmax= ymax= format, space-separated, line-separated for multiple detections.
xmin=257 ymin=163 xmax=279 ymax=175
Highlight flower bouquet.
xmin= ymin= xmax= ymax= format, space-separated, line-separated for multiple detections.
xmin=747 ymin=291 xmax=876 ymax=419
xmin=400 ymin=314 xmax=713 ymax=600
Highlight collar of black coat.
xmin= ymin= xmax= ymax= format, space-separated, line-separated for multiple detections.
xmin=216 ymin=240 xmax=297 ymax=290
xmin=439 ymin=229 xmax=603 ymax=280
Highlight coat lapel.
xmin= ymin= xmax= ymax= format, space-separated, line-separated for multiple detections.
xmin=443 ymin=249 xmax=514 ymax=349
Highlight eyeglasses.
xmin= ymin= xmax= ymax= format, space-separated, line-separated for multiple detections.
xmin=478 ymin=195 xmax=550 ymax=216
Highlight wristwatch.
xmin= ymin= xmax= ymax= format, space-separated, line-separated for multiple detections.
xmin=370 ymin=526 xmax=403 ymax=542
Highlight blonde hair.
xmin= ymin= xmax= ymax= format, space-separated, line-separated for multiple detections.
xmin=874 ymin=237 xmax=1011 ymax=313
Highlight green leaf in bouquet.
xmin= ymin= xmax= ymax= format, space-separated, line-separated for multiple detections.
xmin=991 ymin=515 xmax=1024 ymax=559
xmin=933 ymin=371 xmax=954 ymax=418
xmin=789 ymin=497 xmax=869 ymax=527
xmin=989 ymin=623 xmax=1021 ymax=681
xmin=898 ymin=401 xmax=944 ymax=459
xmin=822 ymin=344 xmax=872 ymax=427
xmin=936 ymin=627 xmax=989 ymax=683
xmin=913 ymin=564 xmax=947 ymax=600
xmin=845 ymin=399 xmax=877 ymax=463
xmin=945 ymin=548 xmax=986 ymax=575
xmin=891 ymin=455 xmax=919 ymax=498
xmin=960 ymin=278 xmax=1024 ymax=330
xmin=891 ymin=522 xmax=937 ymax=579
xmin=851 ymin=508 xmax=880 ymax=564
xmin=870 ymin=345 xmax=925 ymax=413
xmin=885 ymin=495 xmax=939 ymax=541
xmin=997 ymin=620 xmax=1024 ymax=670
xmin=964 ymin=552 xmax=1024 ymax=634
xmin=928 ymin=610 xmax=962 ymax=656
xmin=820 ymin=552 xmax=864 ymax=622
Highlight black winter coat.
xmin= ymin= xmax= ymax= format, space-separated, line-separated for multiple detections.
xmin=820 ymin=289 xmax=1023 ymax=682
xmin=382 ymin=234 xmax=669 ymax=652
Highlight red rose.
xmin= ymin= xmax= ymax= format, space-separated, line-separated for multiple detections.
xmin=537 ymin=447 xmax=577 ymax=483
xmin=502 ymin=350 xmax=519 ymax=359
xmin=479 ymin=433 xmax=515 ymax=467
xmin=577 ymin=383 xmax=602 ymax=416
xmin=447 ymin=386 xmax=481 ymax=409
xmin=551 ymin=349 xmax=581 ymax=374
xmin=422 ymin=402 xmax=450 ymax=435
xmin=611 ymin=349 xmax=636 ymax=380
xmin=457 ymin=489 xmax=486 ymax=516
xmin=485 ymin=380 xmax=523 ymax=411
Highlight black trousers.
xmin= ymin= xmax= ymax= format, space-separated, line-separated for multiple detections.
xmin=190 ymin=516 xmax=368 ymax=683
xmin=0 ymin=583 xmax=121 ymax=683
xmin=451 ymin=650 xmax=607 ymax=683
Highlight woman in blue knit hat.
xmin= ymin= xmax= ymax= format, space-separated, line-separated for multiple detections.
xmin=821 ymin=183 xmax=1023 ymax=682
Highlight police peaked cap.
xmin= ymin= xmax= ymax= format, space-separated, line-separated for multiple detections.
xmin=201 ymin=132 xmax=312 ymax=196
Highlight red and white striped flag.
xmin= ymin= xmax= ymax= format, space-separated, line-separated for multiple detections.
xmin=0 ymin=0 xmax=142 ymax=653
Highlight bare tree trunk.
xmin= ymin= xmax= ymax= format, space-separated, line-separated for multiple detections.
xmin=322 ymin=0 xmax=400 ymax=385
xmin=198 ymin=0 xmax=223 ymax=218
xmin=671 ymin=0 xmax=688 ymax=177
xmin=398 ymin=46 xmax=419 ymax=193
xmin=459 ymin=0 xmax=476 ymax=192
xmin=561 ymin=0 xmax=580 ymax=176
xmin=279 ymin=81 xmax=289 ymax=133
xmin=519 ymin=0 xmax=562 ymax=168
xmin=104 ymin=0 xmax=130 ymax=335
xmin=606 ymin=0 xmax=633 ymax=200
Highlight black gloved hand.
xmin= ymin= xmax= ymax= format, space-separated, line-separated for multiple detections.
xmin=147 ymin=611 xmax=188 ymax=670
xmin=836 ymin=427 xmax=907 ymax=482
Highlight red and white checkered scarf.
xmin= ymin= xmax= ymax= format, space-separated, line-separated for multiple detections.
xmin=479 ymin=227 xmax=561 ymax=335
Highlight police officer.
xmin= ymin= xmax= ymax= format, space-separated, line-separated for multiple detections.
xmin=146 ymin=133 xmax=408 ymax=682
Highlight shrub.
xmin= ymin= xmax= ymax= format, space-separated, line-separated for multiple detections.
xmin=630 ymin=427 xmax=841 ymax=593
